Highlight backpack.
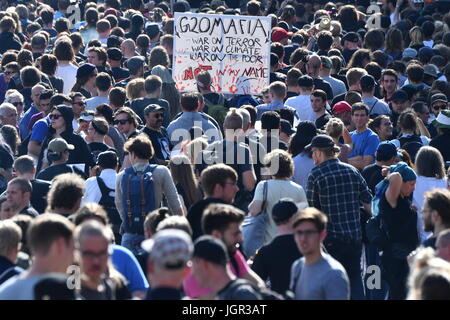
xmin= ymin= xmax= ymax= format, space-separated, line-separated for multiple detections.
xmin=96 ymin=176 xmax=121 ymax=235
xmin=365 ymin=179 xmax=390 ymax=249
xmin=398 ymin=135 xmax=423 ymax=163
xmin=222 ymin=279 xmax=284 ymax=301
xmin=121 ymin=165 xmax=157 ymax=235
xmin=204 ymin=95 xmax=228 ymax=132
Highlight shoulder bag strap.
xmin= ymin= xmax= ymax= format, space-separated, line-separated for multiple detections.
xmin=369 ymin=99 xmax=378 ymax=114
xmin=260 ymin=181 xmax=269 ymax=215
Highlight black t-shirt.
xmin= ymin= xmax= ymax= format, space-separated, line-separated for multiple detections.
xmin=270 ymin=72 xmax=287 ymax=84
xmin=19 ymin=206 xmax=39 ymax=218
xmin=77 ymin=88 xmax=92 ymax=99
xmin=129 ymin=97 xmax=170 ymax=127
xmin=30 ymin=179 xmax=51 ymax=214
xmin=111 ymin=67 xmax=130 ymax=82
xmin=313 ymin=78 xmax=333 ymax=101
xmin=260 ymin=135 xmax=288 ymax=154
xmin=36 ymin=164 xmax=86 ymax=181
xmin=187 ymin=198 xmax=227 ymax=240
xmin=430 ymin=132 xmax=450 ymax=162
xmin=361 ymin=164 xmax=383 ymax=195
xmin=141 ymin=127 xmax=172 ymax=163
xmin=285 ymin=91 xmax=298 ymax=101
xmin=251 ymin=234 xmax=301 ymax=295
xmin=146 ymin=287 xmax=184 ymax=300
xmin=343 ymin=48 xmax=357 ymax=64
xmin=315 ymin=113 xmax=332 ymax=130
xmin=0 ymin=144 xmax=13 ymax=170
xmin=88 ymin=142 xmax=117 ymax=164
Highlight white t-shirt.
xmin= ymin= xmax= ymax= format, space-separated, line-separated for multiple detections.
xmin=56 ymin=63 xmax=78 ymax=94
xmin=285 ymin=94 xmax=316 ymax=127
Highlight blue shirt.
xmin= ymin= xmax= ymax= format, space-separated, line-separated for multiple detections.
xmin=19 ymin=104 xmax=39 ymax=140
xmin=256 ymin=100 xmax=285 ymax=120
xmin=348 ymin=128 xmax=379 ymax=159
xmin=111 ymin=244 xmax=149 ymax=293
xmin=30 ymin=117 xmax=50 ymax=143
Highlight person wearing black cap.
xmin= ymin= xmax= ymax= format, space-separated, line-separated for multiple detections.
xmin=146 ymin=23 xmax=161 ymax=49
xmin=252 ymin=198 xmax=302 ymax=295
xmin=360 ymin=74 xmax=391 ymax=118
xmin=191 ymin=235 xmax=262 ymax=300
xmin=306 ymin=134 xmax=372 ymax=300
xmin=140 ymin=104 xmax=172 ymax=165
xmin=116 ymin=55 xmax=145 ymax=88
xmin=390 ymin=89 xmax=411 ymax=136
xmin=72 ymin=63 xmax=98 ymax=99
xmin=341 ymin=32 xmax=360 ymax=64
xmin=36 ymin=105 xmax=94 ymax=177
xmin=107 ymin=48 xmax=130 ymax=82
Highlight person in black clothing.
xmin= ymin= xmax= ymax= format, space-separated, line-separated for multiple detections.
xmin=0 ymin=16 xmax=22 ymax=55
xmin=116 ymin=56 xmax=145 ymax=88
xmin=87 ymin=47 xmax=114 ymax=79
xmin=107 ymin=48 xmax=130 ymax=82
xmin=5 ymin=177 xmax=39 ymax=218
xmin=341 ymin=32 xmax=360 ymax=64
xmin=86 ymin=117 xmax=117 ymax=164
xmin=72 ymin=63 xmax=98 ymax=99
xmin=311 ymin=89 xmax=332 ymax=130
xmin=269 ymin=53 xmax=287 ymax=84
xmin=260 ymin=111 xmax=288 ymax=153
xmin=12 ymin=155 xmax=50 ymax=214
xmin=187 ymin=164 xmax=238 ymax=240
xmin=0 ymin=141 xmax=14 ymax=194
xmin=422 ymin=189 xmax=450 ymax=249
xmin=430 ymin=110 xmax=450 ymax=163
xmin=140 ymin=104 xmax=171 ymax=165
xmin=252 ymin=198 xmax=302 ymax=295
xmin=142 ymin=229 xmax=193 ymax=300
xmin=36 ymin=138 xmax=85 ymax=181
xmin=37 ymin=105 xmax=94 ymax=177
xmin=305 ymin=55 xmax=333 ymax=102
xmin=361 ymin=142 xmax=398 ymax=194
xmin=0 ymin=220 xmax=24 ymax=285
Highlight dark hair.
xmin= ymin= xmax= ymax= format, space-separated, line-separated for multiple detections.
xmin=348 ymin=49 xmax=371 ymax=69
xmin=200 ymin=164 xmax=237 ymax=197
xmin=95 ymin=72 xmax=112 ymax=92
xmin=54 ymin=18 xmax=69 ymax=33
xmin=241 ymin=105 xmax=256 ymax=126
xmin=39 ymin=89 xmax=54 ymax=101
xmin=69 ymin=33 xmax=83 ymax=50
xmin=47 ymin=173 xmax=85 ymax=212
xmin=292 ymin=207 xmax=328 ymax=232
xmin=424 ymin=189 xmax=450 ymax=226
xmin=144 ymin=75 xmax=162 ymax=94
xmin=261 ymin=111 xmax=280 ymax=131
xmin=114 ymin=107 xmax=139 ymax=127
xmin=144 ymin=207 xmax=170 ymax=235
xmin=311 ymin=89 xmax=327 ymax=103
xmin=109 ymin=87 xmax=126 ymax=108
xmin=415 ymin=146 xmax=445 ymax=179
xmin=317 ymin=31 xmax=333 ymax=51
xmin=124 ymin=134 xmax=154 ymax=160
xmin=95 ymin=104 xmax=114 ymax=124
xmin=407 ymin=63 xmax=424 ymax=83
xmin=20 ymin=66 xmax=41 ymax=88
xmin=202 ymin=203 xmax=244 ymax=235
xmin=365 ymin=62 xmax=382 ymax=81
xmin=54 ymin=40 xmax=74 ymax=62
xmin=40 ymin=8 xmax=55 ymax=25
xmin=398 ymin=110 xmax=418 ymax=131
xmin=40 ymin=54 xmax=58 ymax=76
xmin=181 ymin=92 xmax=199 ymax=112
xmin=364 ymin=29 xmax=385 ymax=52
xmin=351 ymin=102 xmax=370 ymax=116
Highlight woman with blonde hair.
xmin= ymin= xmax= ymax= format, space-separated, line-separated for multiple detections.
xmin=409 ymin=26 xmax=425 ymax=51
xmin=385 ymin=28 xmax=404 ymax=61
xmin=125 ymin=78 xmax=145 ymax=101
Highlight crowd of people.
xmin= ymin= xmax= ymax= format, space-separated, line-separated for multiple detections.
xmin=0 ymin=0 xmax=450 ymax=300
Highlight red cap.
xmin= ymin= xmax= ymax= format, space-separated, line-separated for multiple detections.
xmin=272 ymin=27 xmax=293 ymax=43
xmin=332 ymin=101 xmax=352 ymax=114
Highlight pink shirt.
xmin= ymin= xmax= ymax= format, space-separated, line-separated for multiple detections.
xmin=183 ymin=250 xmax=251 ymax=299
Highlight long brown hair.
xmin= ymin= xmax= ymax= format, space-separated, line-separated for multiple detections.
xmin=169 ymin=155 xmax=202 ymax=208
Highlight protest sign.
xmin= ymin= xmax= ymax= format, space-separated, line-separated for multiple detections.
xmin=173 ymin=13 xmax=271 ymax=95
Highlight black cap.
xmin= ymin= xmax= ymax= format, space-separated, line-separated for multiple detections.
xmin=431 ymin=93 xmax=448 ymax=105
xmin=97 ymin=150 xmax=118 ymax=168
xmin=107 ymin=47 xmax=122 ymax=61
xmin=107 ymin=35 xmax=123 ymax=48
xmin=146 ymin=23 xmax=161 ymax=39
xmin=76 ymin=63 xmax=96 ymax=78
xmin=391 ymin=89 xmax=409 ymax=102
xmin=341 ymin=32 xmax=359 ymax=45
xmin=272 ymin=198 xmax=298 ymax=224
xmin=280 ymin=119 xmax=296 ymax=135
xmin=193 ymin=235 xmax=229 ymax=266
xmin=144 ymin=104 xmax=164 ymax=114
xmin=360 ymin=74 xmax=376 ymax=91
xmin=304 ymin=134 xmax=335 ymax=152
xmin=297 ymin=75 xmax=314 ymax=88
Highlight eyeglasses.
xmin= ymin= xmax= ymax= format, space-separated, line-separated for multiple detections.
xmin=49 ymin=114 xmax=62 ymax=120
xmin=4 ymin=71 xmax=16 ymax=75
xmin=433 ymin=104 xmax=447 ymax=111
xmin=114 ymin=119 xmax=129 ymax=125
xmin=78 ymin=249 xmax=109 ymax=260
xmin=11 ymin=101 xmax=23 ymax=107
xmin=295 ymin=230 xmax=320 ymax=238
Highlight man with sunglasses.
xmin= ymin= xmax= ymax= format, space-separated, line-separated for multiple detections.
xmin=290 ymin=207 xmax=349 ymax=300
xmin=19 ymin=84 xmax=45 ymax=140
xmin=69 ymin=92 xmax=86 ymax=132
xmin=113 ymin=107 xmax=139 ymax=140
xmin=429 ymin=93 xmax=448 ymax=123
xmin=141 ymin=104 xmax=171 ymax=165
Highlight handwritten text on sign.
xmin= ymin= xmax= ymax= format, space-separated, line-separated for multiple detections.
xmin=173 ymin=13 xmax=271 ymax=95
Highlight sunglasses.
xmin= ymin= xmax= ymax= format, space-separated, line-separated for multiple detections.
xmin=73 ymin=101 xmax=86 ymax=106
xmin=4 ymin=71 xmax=16 ymax=75
xmin=433 ymin=105 xmax=447 ymax=111
xmin=12 ymin=101 xmax=23 ymax=107
xmin=114 ymin=119 xmax=129 ymax=125
xmin=49 ymin=114 xmax=62 ymax=120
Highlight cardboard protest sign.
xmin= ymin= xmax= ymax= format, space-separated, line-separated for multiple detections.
xmin=173 ymin=13 xmax=271 ymax=95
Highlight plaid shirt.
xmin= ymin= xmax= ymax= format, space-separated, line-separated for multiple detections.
xmin=306 ymin=158 xmax=372 ymax=242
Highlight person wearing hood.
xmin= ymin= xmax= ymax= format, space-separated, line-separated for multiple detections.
xmin=36 ymin=105 xmax=94 ymax=177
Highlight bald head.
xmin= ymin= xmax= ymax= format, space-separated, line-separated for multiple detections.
xmin=31 ymin=84 xmax=46 ymax=105
xmin=307 ymin=55 xmax=321 ymax=77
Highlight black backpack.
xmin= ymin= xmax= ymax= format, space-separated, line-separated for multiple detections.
xmin=398 ymin=135 xmax=423 ymax=163
xmin=222 ymin=279 xmax=284 ymax=301
xmin=96 ymin=176 xmax=121 ymax=235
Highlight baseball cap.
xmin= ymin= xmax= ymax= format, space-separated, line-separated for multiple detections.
xmin=76 ymin=63 xmax=96 ymax=78
xmin=107 ymin=47 xmax=122 ymax=61
xmin=391 ymin=90 xmax=409 ymax=102
xmin=376 ymin=142 xmax=400 ymax=161
xmin=272 ymin=198 xmax=298 ymax=224
xmin=193 ymin=235 xmax=229 ymax=266
xmin=304 ymin=134 xmax=335 ymax=152
xmin=332 ymin=101 xmax=352 ymax=114
xmin=48 ymin=138 xmax=74 ymax=153
xmin=297 ymin=75 xmax=314 ymax=88
xmin=144 ymin=104 xmax=164 ymax=114
xmin=341 ymin=32 xmax=359 ymax=45
xmin=107 ymin=35 xmax=123 ymax=48
xmin=146 ymin=23 xmax=161 ymax=39
xmin=272 ymin=27 xmax=293 ymax=43
xmin=141 ymin=229 xmax=193 ymax=269
xmin=126 ymin=56 xmax=146 ymax=74
xmin=97 ymin=150 xmax=118 ymax=167
xmin=419 ymin=47 xmax=435 ymax=62
xmin=431 ymin=93 xmax=448 ymax=105
xmin=280 ymin=119 xmax=296 ymax=135
xmin=423 ymin=64 xmax=439 ymax=79
xmin=402 ymin=48 xmax=418 ymax=59
xmin=79 ymin=111 xmax=95 ymax=121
